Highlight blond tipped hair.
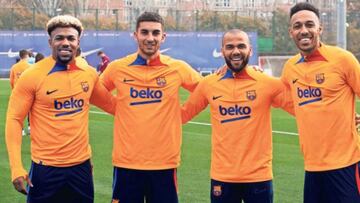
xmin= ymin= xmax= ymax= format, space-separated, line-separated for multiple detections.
xmin=46 ymin=15 xmax=83 ymax=36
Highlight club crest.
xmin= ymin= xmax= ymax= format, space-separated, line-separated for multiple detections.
xmin=315 ymin=73 xmax=325 ymax=84
xmin=81 ymin=81 xmax=89 ymax=92
xmin=156 ymin=77 xmax=166 ymax=87
xmin=213 ymin=185 xmax=222 ymax=196
xmin=246 ymin=90 xmax=257 ymax=101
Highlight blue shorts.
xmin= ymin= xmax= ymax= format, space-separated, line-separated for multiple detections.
xmin=304 ymin=162 xmax=360 ymax=203
xmin=210 ymin=179 xmax=273 ymax=203
xmin=27 ymin=160 xmax=94 ymax=203
xmin=112 ymin=167 xmax=178 ymax=203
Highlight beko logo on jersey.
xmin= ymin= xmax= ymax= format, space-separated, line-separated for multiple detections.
xmin=54 ymin=97 xmax=84 ymax=117
xmin=297 ymin=87 xmax=322 ymax=106
xmin=129 ymin=87 xmax=162 ymax=105
xmin=218 ymin=105 xmax=251 ymax=123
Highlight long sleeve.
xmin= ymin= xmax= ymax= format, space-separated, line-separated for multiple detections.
xmin=181 ymin=80 xmax=209 ymax=124
xmin=342 ymin=51 xmax=360 ymax=97
xmin=271 ymin=79 xmax=295 ymax=116
xmin=90 ymin=77 xmax=116 ymax=115
xmin=9 ymin=68 xmax=15 ymax=89
xmin=5 ymin=71 xmax=35 ymax=181
xmin=100 ymin=62 xmax=115 ymax=92
xmin=178 ymin=61 xmax=202 ymax=92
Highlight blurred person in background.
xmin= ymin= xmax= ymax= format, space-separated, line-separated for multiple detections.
xmin=9 ymin=49 xmax=31 ymax=136
xmin=97 ymin=51 xmax=110 ymax=74
xmin=34 ymin=53 xmax=45 ymax=63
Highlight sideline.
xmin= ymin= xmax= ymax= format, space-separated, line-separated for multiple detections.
xmin=90 ymin=110 xmax=299 ymax=136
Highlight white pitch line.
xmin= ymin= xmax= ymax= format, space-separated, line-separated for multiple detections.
xmin=187 ymin=121 xmax=211 ymax=126
xmin=90 ymin=110 xmax=298 ymax=136
xmin=272 ymin=130 xmax=298 ymax=136
xmin=90 ymin=110 xmax=111 ymax=115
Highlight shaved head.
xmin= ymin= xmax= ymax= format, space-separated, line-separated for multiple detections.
xmin=222 ymin=29 xmax=250 ymax=47
xmin=221 ymin=29 xmax=252 ymax=73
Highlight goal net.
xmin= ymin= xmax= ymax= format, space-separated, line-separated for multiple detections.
xmin=258 ymin=55 xmax=292 ymax=77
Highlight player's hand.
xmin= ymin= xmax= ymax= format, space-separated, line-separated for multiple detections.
xmin=356 ymin=113 xmax=360 ymax=128
xmin=251 ymin=65 xmax=264 ymax=72
xmin=215 ymin=64 xmax=227 ymax=75
xmin=12 ymin=175 xmax=33 ymax=195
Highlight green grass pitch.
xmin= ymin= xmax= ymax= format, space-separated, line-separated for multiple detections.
xmin=0 ymin=78 xmax=315 ymax=202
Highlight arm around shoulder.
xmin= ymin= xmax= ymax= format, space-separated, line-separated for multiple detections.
xmin=181 ymin=79 xmax=209 ymax=124
xmin=342 ymin=51 xmax=360 ymax=97
xmin=271 ymin=79 xmax=295 ymax=116
xmin=90 ymin=76 xmax=116 ymax=115
xmin=178 ymin=60 xmax=202 ymax=92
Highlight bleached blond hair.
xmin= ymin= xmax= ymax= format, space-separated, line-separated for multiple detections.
xmin=46 ymin=15 xmax=83 ymax=36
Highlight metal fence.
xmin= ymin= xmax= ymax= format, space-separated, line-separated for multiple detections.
xmin=0 ymin=7 xmax=276 ymax=33
xmin=1 ymin=6 xmax=360 ymax=57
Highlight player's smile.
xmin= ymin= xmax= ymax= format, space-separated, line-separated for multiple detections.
xmin=58 ymin=47 xmax=72 ymax=57
xmin=229 ymin=53 xmax=244 ymax=65
xmin=134 ymin=21 xmax=165 ymax=59
xmin=144 ymin=41 xmax=156 ymax=51
xmin=289 ymin=10 xmax=322 ymax=56
xmin=221 ymin=31 xmax=252 ymax=73
xmin=49 ymin=27 xmax=80 ymax=65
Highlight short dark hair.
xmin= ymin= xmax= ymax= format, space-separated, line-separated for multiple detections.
xmin=76 ymin=48 xmax=82 ymax=57
xmin=19 ymin=49 xmax=28 ymax=59
xmin=290 ymin=2 xmax=320 ymax=19
xmin=136 ymin=12 xmax=164 ymax=30
xmin=97 ymin=51 xmax=104 ymax=56
xmin=35 ymin=53 xmax=45 ymax=63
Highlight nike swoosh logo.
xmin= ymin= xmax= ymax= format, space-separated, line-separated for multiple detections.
xmin=160 ymin=48 xmax=171 ymax=53
xmin=46 ymin=89 xmax=58 ymax=95
xmin=213 ymin=95 xmax=222 ymax=100
xmin=212 ymin=49 xmax=222 ymax=58
xmin=292 ymin=79 xmax=298 ymax=84
xmin=123 ymin=78 xmax=135 ymax=83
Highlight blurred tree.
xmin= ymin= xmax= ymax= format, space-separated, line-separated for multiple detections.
xmin=14 ymin=0 xmax=90 ymax=17
xmin=347 ymin=0 xmax=360 ymax=59
xmin=271 ymin=9 xmax=297 ymax=54
xmin=347 ymin=25 xmax=360 ymax=60
xmin=348 ymin=0 xmax=360 ymax=29
xmin=17 ymin=0 xmax=62 ymax=16
xmin=196 ymin=11 xmax=269 ymax=36
xmin=164 ymin=14 xmax=177 ymax=31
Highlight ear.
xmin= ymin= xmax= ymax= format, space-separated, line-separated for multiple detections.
xmin=249 ymin=46 xmax=253 ymax=57
xmin=133 ymin=31 xmax=138 ymax=42
xmin=318 ymin=24 xmax=323 ymax=35
xmin=161 ymin=32 xmax=166 ymax=43
xmin=288 ymin=27 xmax=293 ymax=39
xmin=48 ymin=37 xmax=52 ymax=47
xmin=77 ymin=39 xmax=80 ymax=51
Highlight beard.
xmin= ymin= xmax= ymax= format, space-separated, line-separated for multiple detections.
xmin=224 ymin=54 xmax=250 ymax=73
xmin=56 ymin=47 xmax=74 ymax=65
xmin=140 ymin=41 xmax=159 ymax=57
xmin=56 ymin=55 xmax=73 ymax=65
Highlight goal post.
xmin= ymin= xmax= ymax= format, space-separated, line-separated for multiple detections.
xmin=258 ymin=55 xmax=292 ymax=77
